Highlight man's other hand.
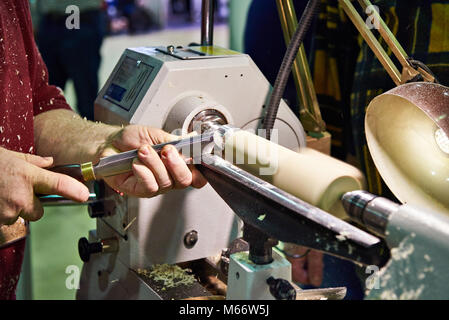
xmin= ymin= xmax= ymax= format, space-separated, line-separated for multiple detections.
xmin=0 ymin=147 xmax=90 ymax=226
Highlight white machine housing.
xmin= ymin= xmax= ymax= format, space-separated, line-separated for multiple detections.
xmin=79 ymin=46 xmax=306 ymax=299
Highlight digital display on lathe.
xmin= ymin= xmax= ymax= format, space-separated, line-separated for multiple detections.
xmin=105 ymin=83 xmax=126 ymax=102
xmin=104 ymin=56 xmax=154 ymax=111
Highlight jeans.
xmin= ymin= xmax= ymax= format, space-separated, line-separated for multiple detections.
xmin=37 ymin=10 xmax=106 ymax=120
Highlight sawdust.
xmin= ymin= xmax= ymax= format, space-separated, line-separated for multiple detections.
xmin=137 ymin=264 xmax=195 ymax=289
xmin=0 ymin=218 xmax=27 ymax=246
xmin=335 ymin=231 xmax=351 ymax=242
xmin=379 ymin=285 xmax=425 ymax=300
xmin=390 ymin=241 xmax=414 ymax=260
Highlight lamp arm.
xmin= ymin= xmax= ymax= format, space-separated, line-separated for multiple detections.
xmin=339 ymin=0 xmax=435 ymax=85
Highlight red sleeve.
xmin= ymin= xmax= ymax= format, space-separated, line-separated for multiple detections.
xmin=0 ymin=238 xmax=26 ymax=300
xmin=31 ymin=47 xmax=73 ymax=116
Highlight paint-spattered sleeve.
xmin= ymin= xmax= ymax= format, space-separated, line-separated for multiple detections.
xmin=31 ymin=47 xmax=73 ymax=115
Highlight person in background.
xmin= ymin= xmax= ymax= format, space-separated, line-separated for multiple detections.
xmin=0 ymin=0 xmax=206 ymax=300
xmin=116 ymin=0 xmax=154 ymax=34
xmin=32 ymin=0 xmax=106 ymax=121
xmin=244 ymin=0 xmax=314 ymax=121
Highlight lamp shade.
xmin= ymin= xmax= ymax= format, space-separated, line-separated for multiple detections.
xmin=365 ymin=82 xmax=449 ymax=215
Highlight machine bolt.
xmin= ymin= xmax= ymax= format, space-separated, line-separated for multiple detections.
xmin=167 ymin=45 xmax=175 ymax=54
xmin=266 ymin=276 xmax=296 ymax=300
xmin=184 ymin=230 xmax=198 ymax=248
xmin=88 ymin=201 xmax=106 ymax=218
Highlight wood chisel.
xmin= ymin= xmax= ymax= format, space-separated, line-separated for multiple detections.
xmin=37 ymin=131 xmax=217 ymax=204
xmin=48 ymin=131 xmax=217 ymax=183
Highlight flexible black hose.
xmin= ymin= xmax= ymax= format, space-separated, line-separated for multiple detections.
xmin=263 ymin=0 xmax=320 ymax=140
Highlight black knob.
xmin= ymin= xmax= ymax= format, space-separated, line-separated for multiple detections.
xmin=88 ymin=201 xmax=105 ymax=218
xmin=266 ymin=276 xmax=296 ymax=300
xmin=78 ymin=237 xmax=103 ymax=262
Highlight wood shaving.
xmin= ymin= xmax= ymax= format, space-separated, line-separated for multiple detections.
xmin=137 ymin=264 xmax=195 ymax=289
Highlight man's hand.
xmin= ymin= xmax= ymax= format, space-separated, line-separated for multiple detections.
xmin=0 ymin=147 xmax=90 ymax=226
xmin=97 ymin=125 xmax=207 ymax=198
xmin=284 ymin=244 xmax=324 ymax=287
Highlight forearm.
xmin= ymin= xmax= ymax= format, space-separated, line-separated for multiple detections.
xmin=34 ymin=109 xmax=122 ymax=165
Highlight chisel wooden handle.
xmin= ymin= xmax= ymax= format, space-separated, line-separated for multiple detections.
xmin=48 ymin=164 xmax=85 ymax=182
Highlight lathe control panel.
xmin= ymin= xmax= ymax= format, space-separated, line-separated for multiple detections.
xmin=104 ymin=57 xmax=155 ymax=111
